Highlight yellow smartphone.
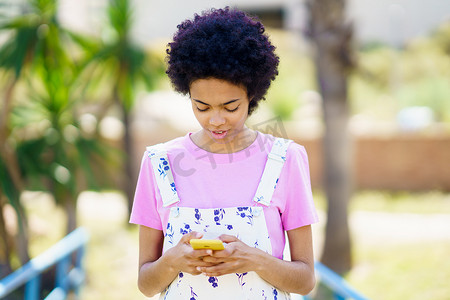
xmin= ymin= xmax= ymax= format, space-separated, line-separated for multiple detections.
xmin=190 ymin=239 xmax=225 ymax=250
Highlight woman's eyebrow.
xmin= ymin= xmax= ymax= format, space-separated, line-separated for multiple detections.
xmin=193 ymin=99 xmax=240 ymax=106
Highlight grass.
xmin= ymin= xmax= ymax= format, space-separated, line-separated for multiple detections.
xmin=16 ymin=189 xmax=450 ymax=299
xmin=348 ymin=241 xmax=450 ymax=300
xmin=309 ymin=190 xmax=450 ymax=299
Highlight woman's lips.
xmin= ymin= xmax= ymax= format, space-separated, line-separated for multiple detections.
xmin=211 ymin=130 xmax=228 ymax=139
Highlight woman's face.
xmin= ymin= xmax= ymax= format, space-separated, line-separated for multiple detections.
xmin=189 ymin=78 xmax=251 ymax=152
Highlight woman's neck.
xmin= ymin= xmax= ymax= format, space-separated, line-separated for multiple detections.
xmin=190 ymin=127 xmax=257 ymax=154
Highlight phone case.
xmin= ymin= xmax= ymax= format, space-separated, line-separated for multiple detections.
xmin=190 ymin=239 xmax=225 ymax=250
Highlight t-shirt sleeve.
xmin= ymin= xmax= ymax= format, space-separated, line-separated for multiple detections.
xmin=278 ymin=143 xmax=319 ymax=230
xmin=129 ymin=151 xmax=163 ymax=230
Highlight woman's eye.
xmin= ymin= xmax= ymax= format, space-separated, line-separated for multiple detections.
xmin=195 ymin=106 xmax=238 ymax=112
xmin=226 ymin=106 xmax=239 ymax=112
xmin=196 ymin=106 xmax=209 ymax=112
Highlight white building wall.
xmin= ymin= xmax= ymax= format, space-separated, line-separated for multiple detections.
xmin=56 ymin=0 xmax=450 ymax=47
xmin=348 ymin=0 xmax=450 ymax=47
xmin=129 ymin=0 xmax=306 ymax=45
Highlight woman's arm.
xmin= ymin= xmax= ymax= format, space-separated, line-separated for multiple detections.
xmin=137 ymin=226 xmax=218 ymax=297
xmin=199 ymin=225 xmax=316 ymax=295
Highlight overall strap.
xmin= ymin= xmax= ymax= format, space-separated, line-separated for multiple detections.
xmin=147 ymin=143 xmax=180 ymax=207
xmin=253 ymin=137 xmax=292 ymax=206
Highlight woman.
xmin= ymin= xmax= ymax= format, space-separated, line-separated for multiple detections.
xmin=130 ymin=7 xmax=318 ymax=299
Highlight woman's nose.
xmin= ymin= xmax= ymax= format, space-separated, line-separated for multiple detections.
xmin=209 ymin=111 xmax=225 ymax=126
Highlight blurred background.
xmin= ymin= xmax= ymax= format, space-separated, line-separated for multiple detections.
xmin=0 ymin=0 xmax=449 ymax=299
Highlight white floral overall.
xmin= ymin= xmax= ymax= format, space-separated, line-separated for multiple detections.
xmin=148 ymin=138 xmax=293 ymax=300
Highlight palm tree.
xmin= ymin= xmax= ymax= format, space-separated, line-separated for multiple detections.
xmin=305 ymin=0 xmax=356 ymax=274
xmin=0 ymin=0 xmax=56 ymax=267
xmin=0 ymin=0 xmax=117 ymax=271
xmin=73 ymin=0 xmax=164 ymax=214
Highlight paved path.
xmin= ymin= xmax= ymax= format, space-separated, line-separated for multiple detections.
xmin=350 ymin=211 xmax=450 ymax=244
xmin=303 ymin=210 xmax=450 ymax=259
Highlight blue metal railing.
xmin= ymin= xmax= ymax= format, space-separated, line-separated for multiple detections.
xmin=0 ymin=227 xmax=89 ymax=300
xmin=302 ymin=261 xmax=369 ymax=300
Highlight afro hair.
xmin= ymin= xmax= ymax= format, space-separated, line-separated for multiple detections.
xmin=166 ymin=7 xmax=279 ymax=115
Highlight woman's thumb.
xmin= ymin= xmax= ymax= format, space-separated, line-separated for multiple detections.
xmin=181 ymin=231 xmax=202 ymax=242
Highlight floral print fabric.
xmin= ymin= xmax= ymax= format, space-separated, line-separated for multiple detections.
xmin=147 ymin=145 xmax=180 ymax=207
xmin=160 ymin=206 xmax=290 ymax=300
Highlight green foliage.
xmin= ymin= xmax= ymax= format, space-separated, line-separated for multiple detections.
xmin=350 ymin=22 xmax=450 ymax=124
xmin=0 ymin=158 xmax=20 ymax=209
xmin=0 ymin=0 xmax=163 ymax=203
xmin=265 ymin=24 xmax=450 ymax=123
xmin=0 ymin=0 xmax=163 ymax=269
xmin=430 ymin=21 xmax=450 ymax=55
xmin=354 ymin=46 xmax=394 ymax=89
xmin=396 ymin=77 xmax=450 ymax=122
xmin=73 ymin=0 xmax=165 ymax=112
xmin=0 ymin=0 xmax=61 ymax=78
xmin=264 ymin=29 xmax=316 ymax=120
xmin=0 ymin=0 xmax=97 ymax=203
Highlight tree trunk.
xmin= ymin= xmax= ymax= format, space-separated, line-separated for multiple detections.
xmin=0 ymin=79 xmax=15 ymax=274
xmin=321 ymin=99 xmax=353 ymax=274
xmin=123 ymin=106 xmax=136 ymax=217
xmin=65 ymin=194 xmax=78 ymax=233
xmin=0 ymin=78 xmax=23 ymax=195
xmin=306 ymin=0 xmax=355 ymax=274
xmin=113 ymin=85 xmax=135 ymax=218
xmin=0 ymin=195 xmax=13 ymax=276
xmin=14 ymin=208 xmax=30 ymax=266
xmin=0 ymin=77 xmax=31 ymax=265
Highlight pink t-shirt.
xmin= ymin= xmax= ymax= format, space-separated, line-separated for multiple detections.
xmin=130 ymin=132 xmax=318 ymax=259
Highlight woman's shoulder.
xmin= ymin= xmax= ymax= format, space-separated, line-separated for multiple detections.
xmin=256 ymin=131 xmax=306 ymax=156
xmin=145 ymin=134 xmax=190 ymax=154
xmin=139 ymin=135 xmax=192 ymax=167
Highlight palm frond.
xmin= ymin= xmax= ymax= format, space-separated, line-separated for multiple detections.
xmin=0 ymin=158 xmax=20 ymax=206
xmin=0 ymin=26 xmax=37 ymax=77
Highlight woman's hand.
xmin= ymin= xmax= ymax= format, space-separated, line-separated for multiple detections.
xmin=195 ymin=226 xmax=316 ymax=295
xmin=164 ymin=231 xmax=219 ymax=275
xmin=197 ymin=234 xmax=262 ymax=276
